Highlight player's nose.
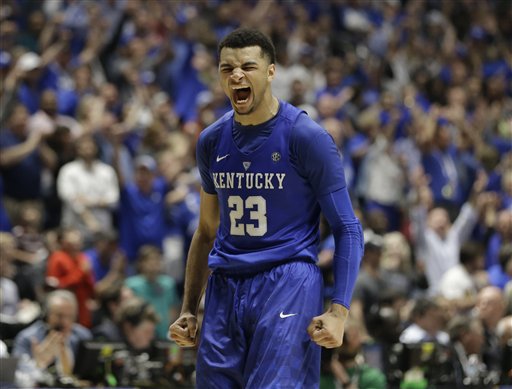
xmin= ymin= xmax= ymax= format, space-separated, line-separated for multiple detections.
xmin=230 ymin=68 xmax=244 ymax=81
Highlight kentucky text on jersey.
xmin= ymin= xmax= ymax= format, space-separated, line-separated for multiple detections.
xmin=212 ymin=172 xmax=286 ymax=190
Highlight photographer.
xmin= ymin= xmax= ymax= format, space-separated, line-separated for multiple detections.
xmin=81 ymin=297 xmax=162 ymax=387
xmin=447 ymin=315 xmax=496 ymax=388
xmin=400 ymin=297 xmax=450 ymax=345
xmin=12 ymin=289 xmax=91 ymax=383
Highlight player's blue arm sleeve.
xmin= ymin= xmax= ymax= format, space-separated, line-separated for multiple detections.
xmin=318 ymin=187 xmax=364 ymax=309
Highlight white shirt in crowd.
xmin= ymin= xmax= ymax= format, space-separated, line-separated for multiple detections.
xmin=57 ymin=159 xmax=119 ymax=240
xmin=410 ymin=203 xmax=478 ymax=296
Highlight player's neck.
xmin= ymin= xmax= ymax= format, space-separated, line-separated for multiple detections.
xmin=235 ymin=96 xmax=279 ymax=126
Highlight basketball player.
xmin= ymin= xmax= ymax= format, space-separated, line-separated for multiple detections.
xmin=169 ymin=28 xmax=363 ymax=388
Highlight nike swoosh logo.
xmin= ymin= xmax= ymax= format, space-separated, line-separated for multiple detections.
xmin=279 ymin=312 xmax=298 ymax=319
xmin=216 ymin=154 xmax=229 ymax=162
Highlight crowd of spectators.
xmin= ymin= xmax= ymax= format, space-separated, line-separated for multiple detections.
xmin=0 ymin=0 xmax=510 ymax=387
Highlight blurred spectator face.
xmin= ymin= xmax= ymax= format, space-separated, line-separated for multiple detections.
xmin=101 ymin=112 xmax=118 ymax=135
xmin=192 ymin=47 xmax=215 ymax=73
xmin=0 ymin=21 xmax=17 ymax=50
xmin=476 ymin=287 xmax=506 ymax=328
xmin=496 ymin=210 xmax=512 ymax=239
xmin=382 ymin=232 xmax=411 ymax=272
xmin=142 ymin=122 xmax=168 ymax=152
xmin=317 ymin=94 xmax=338 ymax=118
xmin=140 ymin=254 xmax=162 ymax=281
xmin=502 ymin=173 xmax=512 ymax=196
xmin=322 ymin=117 xmax=343 ymax=146
xmin=50 ymin=125 xmax=73 ymax=151
xmin=466 ymin=76 xmax=482 ymax=101
xmin=158 ymin=151 xmax=182 ymax=183
xmin=497 ymin=315 xmax=512 ymax=346
xmin=74 ymin=65 xmax=92 ymax=91
xmin=290 ymin=79 xmax=306 ymax=97
xmin=55 ymin=44 xmax=72 ymax=67
xmin=135 ymin=166 xmax=156 ymax=193
xmin=133 ymin=9 xmax=151 ymax=35
xmin=18 ymin=205 xmax=42 ymax=232
xmin=366 ymin=209 xmax=389 ymax=236
xmin=24 ymin=66 xmax=43 ymax=83
xmin=456 ymin=131 xmax=472 ymax=152
xmin=478 ymin=145 xmax=500 ymax=172
xmin=380 ymin=91 xmax=396 ymax=111
xmin=427 ymin=208 xmax=450 ymax=239
xmin=435 ymin=125 xmax=452 ymax=149
xmin=121 ymin=286 xmax=134 ymax=301
xmin=416 ymin=305 xmax=444 ymax=335
xmin=472 ymin=253 xmax=485 ymax=273
xmin=325 ymin=68 xmax=343 ymax=88
xmin=450 ymin=61 xmax=468 ymax=87
xmin=40 ymin=90 xmax=58 ymax=117
xmin=486 ymin=74 xmax=506 ymax=101
xmin=324 ymin=57 xmax=343 ymax=87
xmin=94 ymin=234 xmax=119 ymax=264
xmin=461 ymin=319 xmax=485 ymax=355
xmin=0 ymin=233 xmax=16 ymax=278
xmin=363 ymin=244 xmax=382 ymax=268
xmin=124 ymin=319 xmax=155 ymax=350
xmin=100 ymin=83 xmax=119 ymax=107
xmin=447 ymin=86 xmax=467 ymax=107
xmin=151 ymin=92 xmax=174 ymax=121
xmin=47 ymin=295 xmax=78 ymax=336
xmin=27 ymin=10 xmax=45 ymax=36
xmin=76 ymin=136 xmax=98 ymax=162
xmin=60 ymin=229 xmax=83 ymax=253
xmin=8 ymin=105 xmax=29 ymax=136
xmin=128 ymin=37 xmax=147 ymax=60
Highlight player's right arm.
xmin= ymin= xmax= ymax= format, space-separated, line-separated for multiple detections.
xmin=168 ymin=188 xmax=219 ymax=347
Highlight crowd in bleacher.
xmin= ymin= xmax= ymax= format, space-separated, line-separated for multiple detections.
xmin=0 ymin=0 xmax=511 ymax=387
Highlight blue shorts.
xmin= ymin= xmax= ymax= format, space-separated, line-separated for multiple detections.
xmin=196 ymin=260 xmax=323 ymax=388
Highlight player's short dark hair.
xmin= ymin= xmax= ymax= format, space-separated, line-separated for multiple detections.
xmin=218 ymin=28 xmax=276 ymax=64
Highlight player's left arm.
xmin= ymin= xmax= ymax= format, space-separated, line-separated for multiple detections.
xmin=307 ymin=187 xmax=364 ymax=348
xmin=292 ymin=115 xmax=363 ymax=348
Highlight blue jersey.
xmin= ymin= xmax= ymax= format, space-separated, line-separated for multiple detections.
xmin=197 ymin=101 xmax=347 ymax=271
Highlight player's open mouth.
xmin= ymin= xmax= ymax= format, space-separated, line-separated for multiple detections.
xmin=232 ymin=86 xmax=251 ymax=105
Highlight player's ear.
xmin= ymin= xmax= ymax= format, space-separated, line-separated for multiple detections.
xmin=267 ymin=63 xmax=276 ymax=82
